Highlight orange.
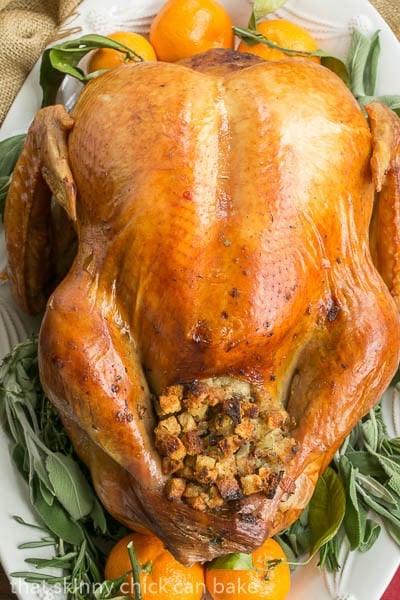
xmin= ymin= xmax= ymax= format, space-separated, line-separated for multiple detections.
xmin=149 ymin=0 xmax=234 ymax=62
xmin=88 ymin=31 xmax=157 ymax=73
xmin=238 ymin=19 xmax=320 ymax=63
xmin=104 ymin=532 xmax=205 ymax=600
xmin=205 ymin=538 xmax=290 ymax=600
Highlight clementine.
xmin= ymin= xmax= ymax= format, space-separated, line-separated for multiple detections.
xmin=205 ymin=538 xmax=291 ymax=600
xmin=238 ymin=19 xmax=320 ymax=63
xmin=88 ymin=31 xmax=157 ymax=73
xmin=104 ymin=532 xmax=205 ymax=600
xmin=149 ymin=0 xmax=234 ymax=62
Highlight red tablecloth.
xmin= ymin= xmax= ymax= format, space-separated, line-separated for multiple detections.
xmin=381 ymin=567 xmax=400 ymax=600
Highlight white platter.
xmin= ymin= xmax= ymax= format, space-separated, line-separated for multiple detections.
xmin=0 ymin=1 xmax=399 ymax=599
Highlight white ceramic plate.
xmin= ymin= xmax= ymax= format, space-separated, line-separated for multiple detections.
xmin=1 ymin=1 xmax=400 ymax=599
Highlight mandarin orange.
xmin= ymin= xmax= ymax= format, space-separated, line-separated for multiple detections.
xmin=104 ymin=532 xmax=205 ymax=600
xmin=88 ymin=31 xmax=156 ymax=73
xmin=238 ymin=19 xmax=320 ymax=63
xmin=205 ymin=538 xmax=290 ymax=600
xmin=149 ymin=0 xmax=234 ymax=62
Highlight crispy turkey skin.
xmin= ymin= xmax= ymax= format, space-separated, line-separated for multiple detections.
xmin=4 ymin=49 xmax=400 ymax=564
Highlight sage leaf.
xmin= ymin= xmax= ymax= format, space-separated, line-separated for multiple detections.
xmin=376 ymin=453 xmax=400 ymax=479
xmin=308 ymin=467 xmax=346 ymax=559
xmin=359 ymin=95 xmax=400 ymax=116
xmin=385 ymin=521 xmax=400 ymax=546
xmin=356 ymin=472 xmax=398 ymax=506
xmin=252 ymin=0 xmax=288 ymax=22
xmin=388 ymin=475 xmax=400 ymax=496
xmin=362 ymin=418 xmax=378 ymax=452
xmin=339 ymin=457 xmax=366 ymax=550
xmin=25 ymin=433 xmax=53 ymax=494
xmin=46 ymin=452 xmax=94 ymax=521
xmin=0 ymin=176 xmax=11 ymax=212
xmin=90 ymin=496 xmax=108 ymax=534
xmin=348 ymin=29 xmax=372 ymax=97
xmin=31 ymin=475 xmax=84 ymax=545
xmin=383 ymin=437 xmax=400 ymax=455
xmin=348 ymin=29 xmax=381 ymax=98
xmin=363 ymin=31 xmax=380 ymax=96
xmin=356 ymin=481 xmax=400 ymax=527
xmin=207 ymin=552 xmax=255 ymax=570
xmin=0 ymin=134 xmax=25 ymax=218
xmin=344 ymin=450 xmax=383 ymax=477
xmin=39 ymin=478 xmax=55 ymax=507
xmin=11 ymin=444 xmax=28 ymax=480
xmin=359 ymin=519 xmax=381 ymax=553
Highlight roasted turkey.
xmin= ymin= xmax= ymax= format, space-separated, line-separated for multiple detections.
xmin=4 ymin=49 xmax=400 ymax=564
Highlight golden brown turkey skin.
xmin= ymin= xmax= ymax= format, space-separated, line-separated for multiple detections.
xmin=4 ymin=50 xmax=400 ymax=563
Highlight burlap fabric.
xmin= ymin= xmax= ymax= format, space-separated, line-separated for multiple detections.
xmin=0 ymin=0 xmax=81 ymax=125
xmin=0 ymin=0 xmax=399 ymax=127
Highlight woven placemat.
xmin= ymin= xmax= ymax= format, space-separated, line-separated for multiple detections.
xmin=0 ymin=0 xmax=398 ymax=126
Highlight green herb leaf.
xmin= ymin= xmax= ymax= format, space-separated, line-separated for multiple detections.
xmin=362 ymin=417 xmax=379 ymax=452
xmin=318 ymin=535 xmax=342 ymax=571
xmin=207 ymin=552 xmax=255 ymax=571
xmin=0 ymin=133 xmax=26 ymax=219
xmin=348 ymin=29 xmax=381 ymax=98
xmin=385 ymin=521 xmax=400 ymax=546
xmin=359 ymin=519 xmax=381 ymax=553
xmin=252 ymin=0 xmax=288 ymax=23
xmin=46 ymin=452 xmax=95 ymax=521
xmin=357 ymin=471 xmax=398 ymax=506
xmin=363 ymin=32 xmax=380 ymax=96
xmin=359 ymin=95 xmax=400 ymax=116
xmin=391 ymin=368 xmax=400 ymax=387
xmin=344 ymin=450 xmax=384 ymax=477
xmin=339 ymin=456 xmax=365 ymax=550
xmin=40 ymin=34 xmax=145 ymax=107
xmin=10 ymin=571 xmax=67 ymax=583
xmin=90 ymin=496 xmax=109 ymax=535
xmin=348 ymin=29 xmax=372 ymax=97
xmin=308 ymin=467 xmax=346 ymax=559
xmin=0 ymin=133 xmax=25 ymax=175
xmin=31 ymin=474 xmax=84 ymax=545
xmin=356 ymin=481 xmax=400 ymax=528
xmin=319 ymin=55 xmax=350 ymax=87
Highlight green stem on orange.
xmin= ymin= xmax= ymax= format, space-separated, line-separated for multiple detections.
xmin=127 ymin=541 xmax=143 ymax=600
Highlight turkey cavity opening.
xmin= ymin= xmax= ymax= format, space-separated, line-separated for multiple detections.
xmin=153 ymin=377 xmax=299 ymax=512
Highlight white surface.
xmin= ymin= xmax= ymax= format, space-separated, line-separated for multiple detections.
xmin=0 ymin=0 xmax=399 ymax=598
